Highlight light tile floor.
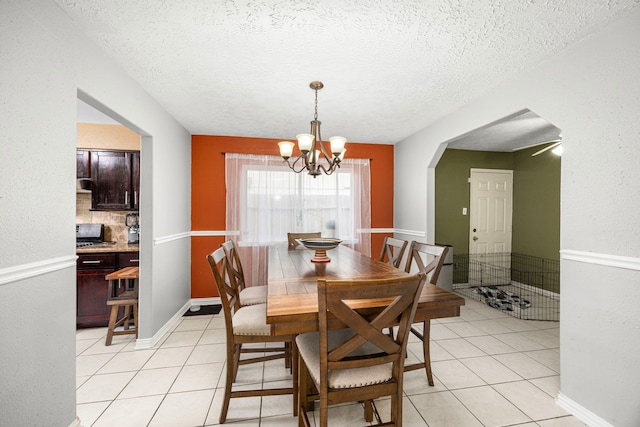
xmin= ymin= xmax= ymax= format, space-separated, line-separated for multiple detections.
xmin=76 ymin=297 xmax=587 ymax=427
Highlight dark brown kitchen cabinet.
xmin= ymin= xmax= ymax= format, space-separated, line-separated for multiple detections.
xmin=90 ymin=150 xmax=139 ymax=211
xmin=76 ymin=251 xmax=139 ymax=328
xmin=118 ymin=252 xmax=140 ymax=268
xmin=76 ymin=253 xmax=116 ymax=328
xmin=77 ymin=150 xmax=90 ymax=179
xmin=131 ymin=151 xmax=140 ymax=210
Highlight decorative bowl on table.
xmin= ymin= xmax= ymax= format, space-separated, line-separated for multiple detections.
xmin=298 ymin=238 xmax=342 ymax=263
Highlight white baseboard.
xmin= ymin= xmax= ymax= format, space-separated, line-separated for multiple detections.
xmin=556 ymin=392 xmax=613 ymax=427
xmin=134 ymin=297 xmax=221 ymax=350
xmin=69 ymin=416 xmax=82 ymax=427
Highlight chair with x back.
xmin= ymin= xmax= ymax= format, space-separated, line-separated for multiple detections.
xmin=287 ymin=232 xmax=321 ymax=249
xmin=378 ymin=236 xmax=409 ymax=269
xmin=403 ymin=241 xmax=449 ymax=386
xmin=206 ymin=247 xmax=296 ymax=423
xmin=221 ymin=240 xmax=267 ymax=306
xmin=296 ymin=273 xmax=426 ymax=427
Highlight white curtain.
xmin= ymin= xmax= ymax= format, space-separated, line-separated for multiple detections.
xmin=225 ymin=153 xmax=371 ymax=286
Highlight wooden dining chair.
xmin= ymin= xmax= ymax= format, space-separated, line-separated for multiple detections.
xmin=206 ymin=247 xmax=297 ymax=423
xmin=287 ymin=232 xmax=321 ymax=249
xmin=403 ymin=241 xmax=449 ymax=386
xmin=221 ymin=240 xmax=267 ymax=306
xmin=296 ymin=273 xmax=427 ymax=427
xmin=378 ymin=236 xmax=408 ymax=269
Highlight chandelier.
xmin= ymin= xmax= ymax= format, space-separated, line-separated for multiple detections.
xmin=278 ymin=81 xmax=347 ymax=177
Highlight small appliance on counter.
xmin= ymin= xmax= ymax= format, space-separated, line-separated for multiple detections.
xmin=126 ymin=213 xmax=140 ymax=244
xmin=76 ymin=223 xmax=105 ymax=247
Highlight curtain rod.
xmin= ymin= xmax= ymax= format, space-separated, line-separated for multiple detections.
xmin=220 ymin=152 xmax=373 ymax=161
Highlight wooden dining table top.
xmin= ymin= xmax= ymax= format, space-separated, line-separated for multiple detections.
xmin=266 ymin=244 xmax=465 ymax=335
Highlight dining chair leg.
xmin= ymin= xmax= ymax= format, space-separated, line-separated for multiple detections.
xmin=220 ymin=340 xmax=236 ymax=423
xmin=232 ymin=343 xmax=241 ymax=381
xmin=422 ymin=319 xmax=434 ymax=386
xmin=392 ymin=390 xmax=403 ymax=426
xmin=298 ymin=357 xmax=310 ymax=427
xmin=292 ymin=341 xmax=298 ymax=417
xmin=364 ymin=400 xmax=373 ymax=422
xmin=285 ymin=342 xmax=291 ymax=370
xmin=319 ymin=390 xmax=328 ymax=427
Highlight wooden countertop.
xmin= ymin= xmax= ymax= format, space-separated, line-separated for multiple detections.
xmin=77 ymin=242 xmax=139 ymax=254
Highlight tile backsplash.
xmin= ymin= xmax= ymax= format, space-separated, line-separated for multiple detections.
xmin=76 ymin=192 xmax=138 ymax=243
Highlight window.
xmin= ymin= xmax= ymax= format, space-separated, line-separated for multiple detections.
xmin=225 ymin=153 xmax=371 ymax=285
xmin=242 ymin=166 xmax=356 ymax=244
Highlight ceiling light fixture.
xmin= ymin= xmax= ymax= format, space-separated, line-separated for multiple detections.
xmin=278 ymin=81 xmax=347 ymax=178
xmin=532 ymin=133 xmax=563 ymax=157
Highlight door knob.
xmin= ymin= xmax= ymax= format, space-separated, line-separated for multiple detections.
xmin=473 ymin=236 xmax=479 ymax=241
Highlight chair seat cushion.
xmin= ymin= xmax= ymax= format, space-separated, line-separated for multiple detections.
xmin=296 ymin=329 xmax=392 ymax=389
xmin=233 ymin=303 xmax=271 ymax=336
xmin=239 ymin=285 xmax=268 ymax=306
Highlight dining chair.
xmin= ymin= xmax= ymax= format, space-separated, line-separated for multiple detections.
xmin=403 ymin=241 xmax=449 ymax=386
xmin=206 ymin=247 xmax=297 ymax=423
xmin=296 ymin=273 xmax=427 ymax=427
xmin=378 ymin=236 xmax=408 ymax=268
xmin=221 ymin=240 xmax=267 ymax=306
xmin=287 ymin=232 xmax=321 ymax=249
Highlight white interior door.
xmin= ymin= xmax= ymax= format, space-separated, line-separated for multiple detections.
xmin=469 ymin=169 xmax=513 ymax=254
xmin=468 ymin=169 xmax=513 ymax=286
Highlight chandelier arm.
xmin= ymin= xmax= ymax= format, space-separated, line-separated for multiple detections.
xmin=284 ymin=154 xmax=309 ymax=174
xmin=317 ymin=159 xmax=342 ymax=176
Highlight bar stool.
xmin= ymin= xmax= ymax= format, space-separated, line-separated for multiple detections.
xmin=104 ymin=266 xmax=139 ymax=346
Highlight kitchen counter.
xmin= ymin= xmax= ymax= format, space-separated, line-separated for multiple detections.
xmin=77 ymin=242 xmax=139 ymax=254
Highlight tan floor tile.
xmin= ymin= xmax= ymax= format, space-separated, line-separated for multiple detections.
xmin=186 ymin=343 xmax=227 ymax=365
xmin=118 ymin=366 xmax=181 ymax=398
xmin=170 ymin=363 xmax=224 ymax=393
xmin=161 ymin=330 xmax=204 ymax=348
xmin=148 ymin=389 xmax=215 ymax=427
xmin=453 ymin=385 xmax=530 ymax=426
xmin=494 ymin=380 xmax=569 ymax=420
xmin=493 ymin=352 xmax=557 ymax=379
xmin=459 ymin=355 xmax=522 ymax=384
xmin=77 ymin=371 xmax=137 ymax=403
xmin=93 ymin=395 xmax=164 ymax=427
xmin=76 ymin=353 xmax=116 ymax=377
xmin=410 ymin=390 xmax=484 ymax=427
xmin=97 ymin=349 xmax=155 ymax=374
xmin=430 ymin=359 xmax=485 ymax=389
xmin=144 ymin=346 xmax=194 ymax=369
xmin=76 ymin=401 xmax=110 ymax=427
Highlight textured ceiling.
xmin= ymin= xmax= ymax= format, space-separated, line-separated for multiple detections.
xmin=64 ymin=0 xmax=639 ymax=150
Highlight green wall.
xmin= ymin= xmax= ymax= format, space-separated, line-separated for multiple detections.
xmin=435 ymin=145 xmax=560 ymax=260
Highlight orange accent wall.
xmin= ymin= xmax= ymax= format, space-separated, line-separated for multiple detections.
xmin=191 ymin=135 xmax=394 ymax=297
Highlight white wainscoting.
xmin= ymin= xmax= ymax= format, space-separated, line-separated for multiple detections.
xmin=0 ymin=255 xmax=77 ymax=287
xmin=560 ymin=249 xmax=640 ymax=271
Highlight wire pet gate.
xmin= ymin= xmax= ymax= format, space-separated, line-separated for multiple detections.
xmin=453 ymin=253 xmax=560 ymax=321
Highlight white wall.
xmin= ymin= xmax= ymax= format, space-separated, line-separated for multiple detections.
xmin=0 ymin=1 xmax=192 ymax=425
xmin=395 ymin=8 xmax=640 ymax=426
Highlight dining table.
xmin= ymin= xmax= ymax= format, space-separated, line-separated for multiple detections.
xmin=266 ymin=243 xmax=465 ymax=335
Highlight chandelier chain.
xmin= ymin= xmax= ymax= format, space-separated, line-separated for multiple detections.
xmin=314 ymin=88 xmax=319 ymax=121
